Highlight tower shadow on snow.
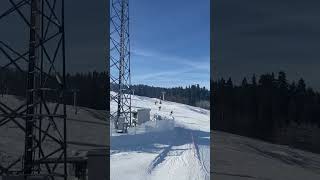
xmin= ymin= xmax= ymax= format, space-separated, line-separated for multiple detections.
xmin=111 ymin=126 xmax=210 ymax=154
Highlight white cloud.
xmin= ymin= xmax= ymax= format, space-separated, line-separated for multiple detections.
xmin=131 ymin=48 xmax=210 ymax=88
xmin=132 ymin=48 xmax=209 ymax=71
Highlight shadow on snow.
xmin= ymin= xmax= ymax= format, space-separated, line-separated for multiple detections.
xmin=111 ymin=126 xmax=210 ymax=155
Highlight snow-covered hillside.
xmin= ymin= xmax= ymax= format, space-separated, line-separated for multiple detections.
xmin=110 ymin=92 xmax=211 ymax=180
xmin=212 ymin=130 xmax=320 ymax=180
xmin=0 ymin=95 xmax=108 ymax=172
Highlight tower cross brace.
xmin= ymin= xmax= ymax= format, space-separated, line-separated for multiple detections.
xmin=110 ymin=0 xmax=132 ymax=131
xmin=0 ymin=0 xmax=67 ymax=179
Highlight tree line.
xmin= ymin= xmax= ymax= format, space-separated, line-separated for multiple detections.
xmin=212 ymin=72 xmax=320 ymax=152
xmin=111 ymin=84 xmax=210 ymax=109
xmin=1 ymin=68 xmax=210 ymax=110
xmin=0 ymin=68 xmax=107 ymax=110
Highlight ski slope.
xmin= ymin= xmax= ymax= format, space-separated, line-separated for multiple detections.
xmin=0 ymin=95 xmax=108 ymax=174
xmin=110 ymin=92 xmax=210 ymax=180
xmin=212 ymin=131 xmax=320 ymax=180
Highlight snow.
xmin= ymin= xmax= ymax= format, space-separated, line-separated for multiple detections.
xmin=0 ymin=94 xmax=108 ymax=172
xmin=110 ymin=92 xmax=210 ymax=180
xmin=3 ymin=93 xmax=320 ymax=179
xmin=212 ymin=131 xmax=320 ymax=180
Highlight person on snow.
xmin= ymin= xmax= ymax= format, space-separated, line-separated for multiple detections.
xmin=158 ymin=106 xmax=161 ymax=111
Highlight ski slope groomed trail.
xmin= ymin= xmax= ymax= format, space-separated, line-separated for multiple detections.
xmin=110 ymin=92 xmax=210 ymax=180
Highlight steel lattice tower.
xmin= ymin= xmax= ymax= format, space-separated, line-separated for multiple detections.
xmin=110 ymin=0 xmax=132 ymax=131
xmin=0 ymin=0 xmax=67 ymax=179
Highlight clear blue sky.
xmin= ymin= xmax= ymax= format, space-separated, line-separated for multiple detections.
xmin=130 ymin=0 xmax=210 ymax=89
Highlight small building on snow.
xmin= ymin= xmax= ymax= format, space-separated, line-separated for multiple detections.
xmin=133 ymin=108 xmax=151 ymax=125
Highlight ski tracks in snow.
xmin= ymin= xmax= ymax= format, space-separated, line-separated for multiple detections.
xmin=146 ymin=128 xmax=209 ymax=180
xmin=191 ymin=132 xmax=210 ymax=179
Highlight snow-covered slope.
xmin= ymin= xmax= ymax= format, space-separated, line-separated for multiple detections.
xmin=0 ymin=95 xmax=108 ymax=171
xmin=110 ymin=92 xmax=210 ymax=180
xmin=212 ymin=131 xmax=320 ymax=180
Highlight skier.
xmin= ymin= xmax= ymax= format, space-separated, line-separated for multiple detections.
xmin=170 ymin=110 xmax=173 ymax=116
xmin=158 ymin=106 xmax=161 ymax=111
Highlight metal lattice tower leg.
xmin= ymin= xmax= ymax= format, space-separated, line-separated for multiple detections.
xmin=110 ymin=0 xmax=132 ymax=132
xmin=0 ymin=0 xmax=67 ymax=179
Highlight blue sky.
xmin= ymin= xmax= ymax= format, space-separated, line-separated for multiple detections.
xmin=130 ymin=0 xmax=210 ymax=89
xmin=0 ymin=1 xmax=209 ymax=88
